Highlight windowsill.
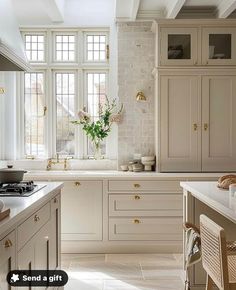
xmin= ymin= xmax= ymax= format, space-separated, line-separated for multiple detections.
xmin=9 ymin=159 xmax=118 ymax=171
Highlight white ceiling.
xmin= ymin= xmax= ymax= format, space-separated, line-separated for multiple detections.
xmin=12 ymin=0 xmax=236 ymax=26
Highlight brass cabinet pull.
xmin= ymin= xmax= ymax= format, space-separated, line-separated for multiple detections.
xmin=204 ymin=123 xmax=209 ymax=131
xmin=43 ymin=106 xmax=47 ymax=116
xmin=134 ymin=183 xmax=140 ymax=188
xmin=106 ymin=44 xmax=110 ymax=60
xmin=193 ymin=123 xmax=198 ymax=131
xmin=34 ymin=215 xmax=40 ymax=222
xmin=133 ymin=219 xmax=141 ymax=224
xmin=75 ymin=182 xmax=81 ymax=186
xmin=134 ymin=195 xmax=141 ymax=200
xmin=4 ymin=239 xmax=13 ymax=248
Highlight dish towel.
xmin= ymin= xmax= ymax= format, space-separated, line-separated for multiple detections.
xmin=185 ymin=227 xmax=201 ymax=269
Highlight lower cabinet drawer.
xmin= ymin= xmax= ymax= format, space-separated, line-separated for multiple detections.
xmin=109 ymin=217 xmax=183 ymax=241
xmin=109 ymin=194 xmax=183 ymax=216
xmin=108 ymin=180 xmax=182 ymax=192
xmin=17 ymin=202 xmax=50 ymax=250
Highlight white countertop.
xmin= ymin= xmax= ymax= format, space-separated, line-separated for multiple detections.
xmin=0 ymin=182 xmax=63 ymax=236
xmin=181 ymin=181 xmax=236 ymax=224
xmin=24 ymin=170 xmax=223 ymax=180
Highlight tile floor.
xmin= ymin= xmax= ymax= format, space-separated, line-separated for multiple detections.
xmin=61 ymin=253 xmax=184 ymax=290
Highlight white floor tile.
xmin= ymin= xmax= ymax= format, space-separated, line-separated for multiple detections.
xmin=64 ymin=279 xmax=103 ymax=290
xmin=105 ymin=254 xmax=176 ymax=264
xmin=61 ymin=253 xmax=184 ymax=290
xmin=68 ymin=261 xmax=143 ymax=280
xmin=104 ymin=279 xmax=184 ymax=290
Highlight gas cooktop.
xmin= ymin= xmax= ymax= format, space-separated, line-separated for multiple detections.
xmin=0 ymin=181 xmax=46 ymax=197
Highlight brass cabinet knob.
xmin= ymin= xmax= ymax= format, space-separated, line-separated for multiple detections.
xmin=134 ymin=195 xmax=141 ymax=200
xmin=204 ymin=123 xmax=209 ymax=131
xmin=193 ymin=123 xmax=198 ymax=131
xmin=34 ymin=215 xmax=40 ymax=222
xmin=133 ymin=219 xmax=141 ymax=224
xmin=4 ymin=239 xmax=13 ymax=248
xmin=134 ymin=183 xmax=140 ymax=188
xmin=75 ymin=182 xmax=81 ymax=186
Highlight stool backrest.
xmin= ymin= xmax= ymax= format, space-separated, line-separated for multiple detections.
xmin=200 ymin=214 xmax=229 ymax=290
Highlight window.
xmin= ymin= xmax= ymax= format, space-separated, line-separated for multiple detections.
xmin=86 ymin=72 xmax=107 ymax=156
xmin=86 ymin=34 xmax=107 ymax=61
xmin=24 ymin=34 xmax=45 ymax=62
xmin=24 ymin=72 xmax=45 ymax=157
xmin=55 ymin=72 xmax=75 ymax=155
xmin=21 ymin=28 xmax=110 ymax=159
xmin=55 ymin=34 xmax=75 ymax=61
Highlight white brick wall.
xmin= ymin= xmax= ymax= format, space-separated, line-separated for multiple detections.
xmin=117 ymin=22 xmax=155 ymax=167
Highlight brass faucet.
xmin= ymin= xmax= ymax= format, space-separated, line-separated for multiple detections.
xmin=46 ymin=155 xmax=72 ymax=171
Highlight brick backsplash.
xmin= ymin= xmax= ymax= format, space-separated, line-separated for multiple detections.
xmin=117 ymin=22 xmax=155 ymax=167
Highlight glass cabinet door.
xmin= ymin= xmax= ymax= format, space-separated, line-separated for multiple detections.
xmin=160 ymin=28 xmax=198 ymax=65
xmin=202 ymin=27 xmax=236 ymax=65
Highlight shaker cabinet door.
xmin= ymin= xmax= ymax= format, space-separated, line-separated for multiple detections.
xmin=160 ymin=75 xmax=201 ymax=172
xmin=61 ymin=181 xmax=103 ymax=241
xmin=202 ymin=75 xmax=236 ymax=171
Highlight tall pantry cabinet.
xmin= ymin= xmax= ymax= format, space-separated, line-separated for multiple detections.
xmin=152 ymin=20 xmax=236 ymax=172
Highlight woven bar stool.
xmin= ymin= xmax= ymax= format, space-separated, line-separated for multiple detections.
xmin=200 ymin=215 xmax=236 ymax=290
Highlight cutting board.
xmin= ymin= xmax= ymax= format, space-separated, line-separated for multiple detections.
xmin=0 ymin=208 xmax=10 ymax=222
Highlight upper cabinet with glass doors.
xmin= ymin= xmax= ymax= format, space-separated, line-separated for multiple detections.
xmin=157 ymin=23 xmax=236 ymax=66
xmin=160 ymin=27 xmax=198 ymax=66
xmin=202 ymin=27 xmax=236 ymax=65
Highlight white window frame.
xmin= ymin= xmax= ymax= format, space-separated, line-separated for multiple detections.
xmin=83 ymin=69 xmax=109 ymax=159
xmin=52 ymin=70 xmax=78 ymax=157
xmin=18 ymin=27 xmax=112 ymax=160
xmin=52 ymin=31 xmax=78 ymax=64
xmin=22 ymin=31 xmax=47 ymax=65
xmin=23 ymin=70 xmax=48 ymax=158
xmin=83 ymin=31 xmax=109 ymax=64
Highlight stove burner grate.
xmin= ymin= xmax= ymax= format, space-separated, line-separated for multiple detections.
xmin=0 ymin=181 xmax=36 ymax=195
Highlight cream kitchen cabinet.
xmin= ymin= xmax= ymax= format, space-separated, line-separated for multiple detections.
xmin=159 ymin=72 xmax=236 ymax=172
xmin=0 ymin=231 xmax=16 ymax=290
xmin=154 ymin=20 xmax=236 ymax=67
xmin=159 ymin=74 xmax=201 ymax=172
xmin=18 ymin=221 xmax=50 ymax=270
xmin=61 ymin=180 xmax=103 ymax=241
xmin=18 ymin=222 xmax=50 ymax=290
xmin=50 ymin=194 xmax=61 ymax=270
xmin=160 ymin=27 xmax=198 ymax=66
xmin=202 ymin=75 xmax=236 ymax=171
xmin=108 ymin=180 xmax=183 ymax=245
xmin=202 ymin=27 xmax=236 ymax=66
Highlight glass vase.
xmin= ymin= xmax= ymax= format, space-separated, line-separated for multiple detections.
xmin=93 ymin=141 xmax=103 ymax=160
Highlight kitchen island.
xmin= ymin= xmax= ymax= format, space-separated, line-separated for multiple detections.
xmin=181 ymin=181 xmax=236 ymax=290
xmin=0 ymin=182 xmax=63 ymax=289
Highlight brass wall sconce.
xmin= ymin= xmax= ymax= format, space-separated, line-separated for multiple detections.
xmin=136 ymin=91 xmax=146 ymax=102
xmin=0 ymin=87 xmax=5 ymax=94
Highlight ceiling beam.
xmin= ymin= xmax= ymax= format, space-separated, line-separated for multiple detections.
xmin=130 ymin=0 xmax=141 ymax=20
xmin=116 ymin=0 xmax=140 ymax=21
xmin=40 ymin=0 xmax=64 ymax=22
xmin=217 ymin=0 xmax=236 ymax=18
xmin=166 ymin=0 xmax=186 ymax=19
